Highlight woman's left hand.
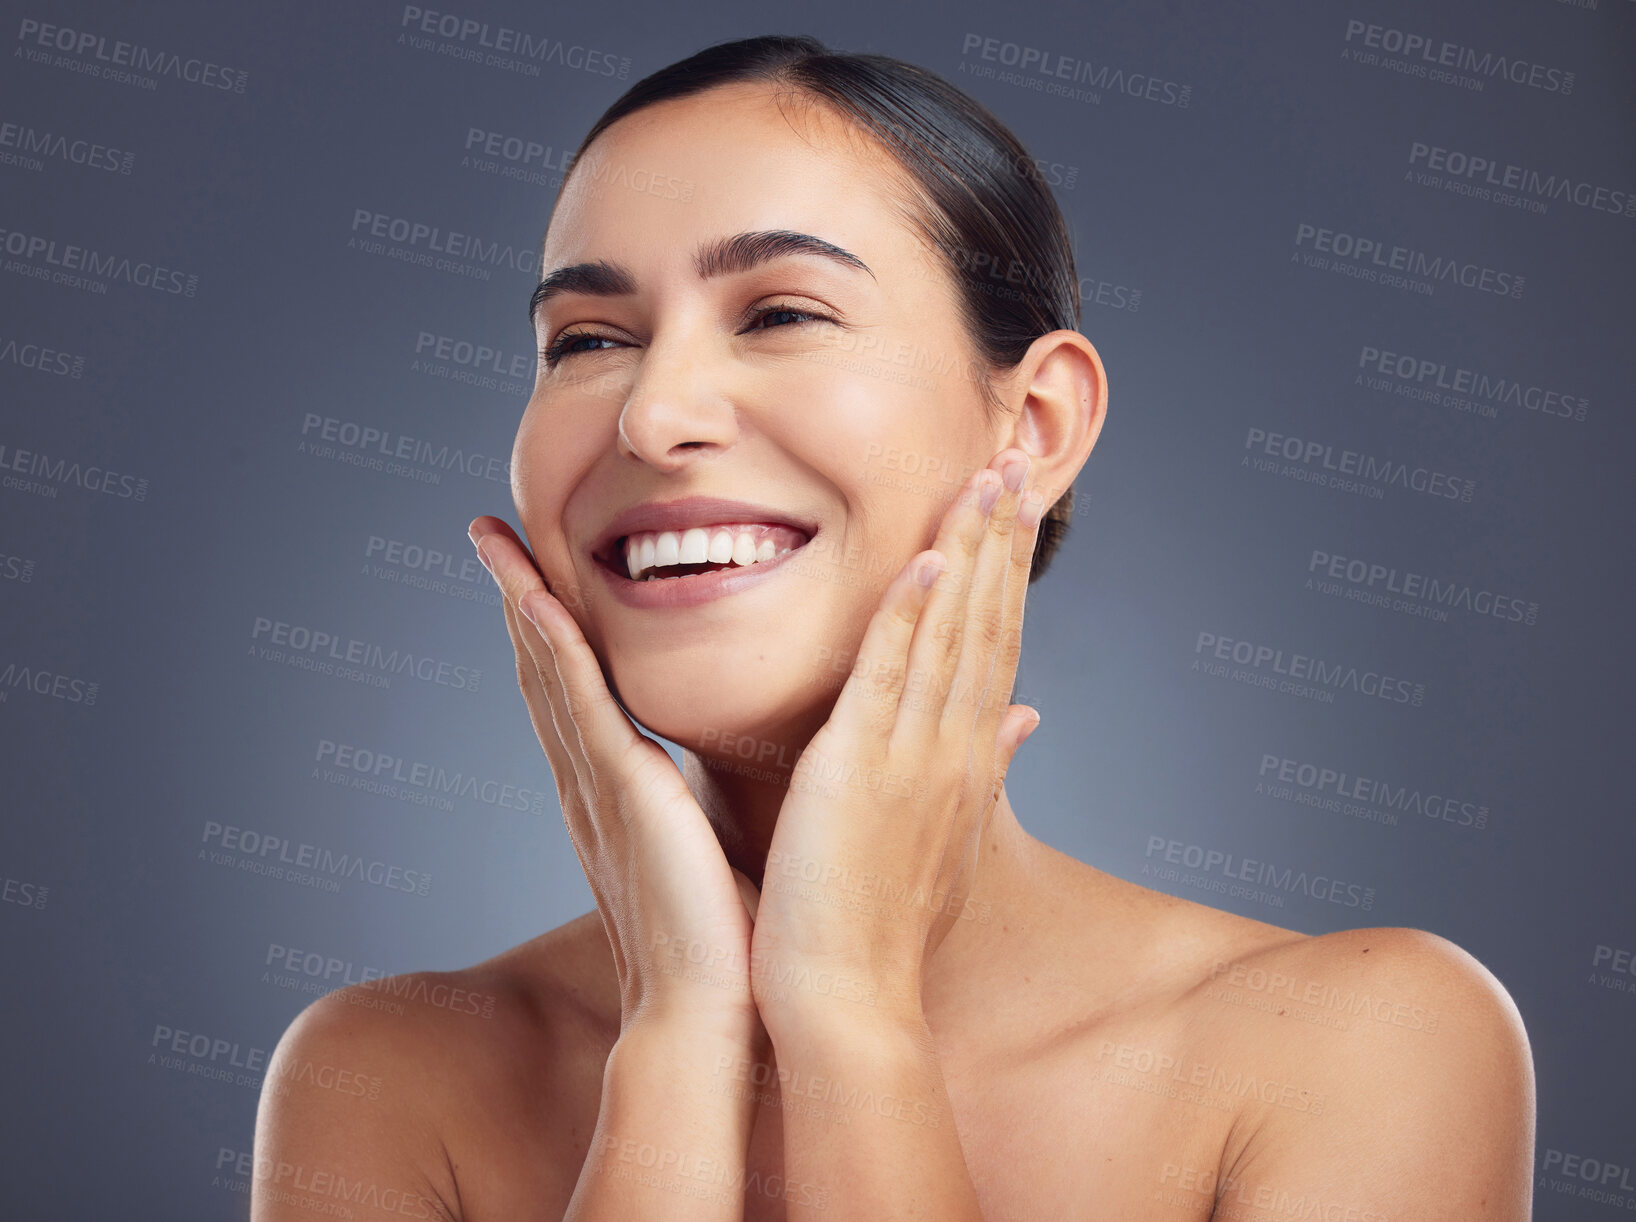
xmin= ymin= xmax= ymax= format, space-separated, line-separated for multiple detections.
xmin=749 ymin=447 xmax=1046 ymax=1036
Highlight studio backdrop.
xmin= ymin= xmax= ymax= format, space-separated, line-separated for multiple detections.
xmin=1 ymin=0 xmax=1632 ymax=1216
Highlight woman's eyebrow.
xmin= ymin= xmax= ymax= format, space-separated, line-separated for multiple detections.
xmin=527 ymin=229 xmax=875 ymax=326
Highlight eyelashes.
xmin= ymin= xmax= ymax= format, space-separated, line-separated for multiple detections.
xmin=539 ymin=303 xmax=836 ymax=369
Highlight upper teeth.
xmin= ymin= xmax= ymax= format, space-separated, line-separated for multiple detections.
xmin=621 ymin=523 xmax=806 ymax=581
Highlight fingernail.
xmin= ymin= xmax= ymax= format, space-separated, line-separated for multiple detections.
xmin=978 ymin=472 xmax=1002 ymax=515
xmin=474 ymin=536 xmax=495 ymax=574
xmin=1017 ymin=490 xmax=1045 ymax=527
xmin=1002 ymin=455 xmax=1030 ymax=493
xmin=916 ymin=553 xmax=945 ymax=587
xmin=519 ymin=593 xmax=541 ymax=629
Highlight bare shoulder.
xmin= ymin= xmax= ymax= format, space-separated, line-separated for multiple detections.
xmin=1195 ymin=923 xmax=1536 ymax=1220
xmin=1229 ymin=923 xmax=1529 ymax=1037
xmin=1203 ymin=923 xmax=1534 ymax=1083
xmin=252 ymin=912 xmax=617 ymax=1221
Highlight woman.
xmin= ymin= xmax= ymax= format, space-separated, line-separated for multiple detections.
xmin=253 ymin=35 xmax=1534 ymax=1221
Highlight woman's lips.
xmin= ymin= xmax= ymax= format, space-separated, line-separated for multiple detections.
xmin=593 ymin=531 xmax=815 ymax=609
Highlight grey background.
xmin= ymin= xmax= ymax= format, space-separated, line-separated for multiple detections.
xmin=1 ymin=0 xmax=1632 ymax=1216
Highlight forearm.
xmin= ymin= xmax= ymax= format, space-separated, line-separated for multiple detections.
xmin=769 ymin=1012 xmax=985 ymax=1221
xmin=565 ymin=1020 xmax=765 ymax=1222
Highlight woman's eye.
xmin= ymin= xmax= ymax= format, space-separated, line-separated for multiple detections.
xmin=541 ymin=305 xmax=831 ymax=368
xmin=748 ymin=306 xmax=827 ymax=330
xmin=542 ymin=331 xmax=615 ymax=365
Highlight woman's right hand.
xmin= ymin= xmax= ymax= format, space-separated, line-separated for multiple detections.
xmin=468 ymin=515 xmax=763 ymax=1045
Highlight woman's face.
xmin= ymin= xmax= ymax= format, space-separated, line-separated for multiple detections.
xmin=513 ymin=82 xmax=1016 ymax=753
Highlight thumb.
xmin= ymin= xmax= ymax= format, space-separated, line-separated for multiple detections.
xmin=997 ymin=704 xmax=1042 ymax=775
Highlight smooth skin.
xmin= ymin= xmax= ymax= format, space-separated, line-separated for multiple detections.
xmin=252 ymin=81 xmax=1534 ymax=1221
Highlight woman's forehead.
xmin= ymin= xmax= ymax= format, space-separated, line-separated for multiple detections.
xmin=544 ymin=88 xmax=921 ymax=272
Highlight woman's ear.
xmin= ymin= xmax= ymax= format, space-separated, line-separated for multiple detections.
xmin=1002 ymin=330 xmax=1108 ymax=519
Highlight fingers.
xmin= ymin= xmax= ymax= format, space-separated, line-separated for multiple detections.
xmin=895 ymin=452 xmax=1037 ymax=754
xmin=474 ymin=519 xmax=593 ymax=800
xmin=827 ymin=466 xmax=989 ymax=749
xmin=487 ymin=546 xmax=608 ymax=885
xmin=936 ymin=460 xmax=1014 ymax=744
xmin=917 ymin=452 xmax=1039 ymax=908
xmin=960 ymin=452 xmax=1041 ymax=757
xmin=829 ymin=547 xmax=949 ymax=738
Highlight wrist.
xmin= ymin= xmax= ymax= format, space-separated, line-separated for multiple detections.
xmin=764 ymin=1005 xmax=938 ymax=1084
xmin=756 ymin=977 xmax=930 ymax=1057
xmin=618 ymin=999 xmax=767 ymax=1059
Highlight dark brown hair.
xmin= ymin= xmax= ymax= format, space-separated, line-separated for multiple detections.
xmin=560 ymin=34 xmax=1082 ymax=581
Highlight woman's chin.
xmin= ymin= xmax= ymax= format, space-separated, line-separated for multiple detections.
xmin=610 ymin=668 xmax=835 ymax=757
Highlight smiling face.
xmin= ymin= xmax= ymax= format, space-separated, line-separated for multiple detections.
xmin=512 ymin=81 xmax=1019 ymax=753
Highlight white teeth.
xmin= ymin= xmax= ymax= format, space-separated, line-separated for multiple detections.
xmin=707 ymin=529 xmax=736 ymax=565
xmin=678 ymin=528 xmax=709 ymax=565
xmin=617 ymin=522 xmax=809 ymax=580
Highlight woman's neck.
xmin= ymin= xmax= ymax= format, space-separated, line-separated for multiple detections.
xmin=680 ymin=746 xmax=1089 ymax=1036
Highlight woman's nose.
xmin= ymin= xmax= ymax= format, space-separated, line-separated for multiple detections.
xmin=614 ymin=340 xmax=740 ymax=469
